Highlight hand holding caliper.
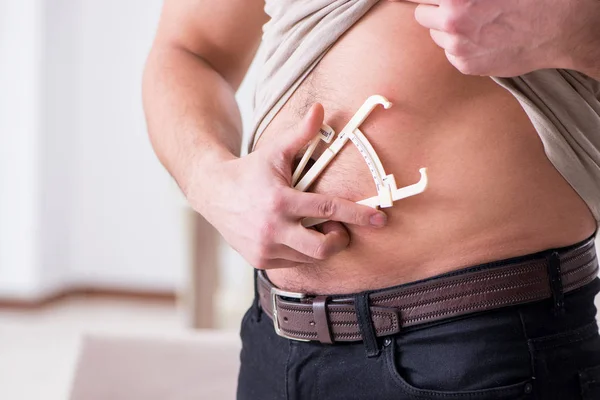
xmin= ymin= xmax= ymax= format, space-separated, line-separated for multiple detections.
xmin=293 ymin=95 xmax=428 ymax=227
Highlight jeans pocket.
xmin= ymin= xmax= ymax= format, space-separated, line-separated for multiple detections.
xmin=528 ymin=321 xmax=599 ymax=352
xmin=383 ymin=339 xmax=533 ymax=400
xmin=528 ymin=321 xmax=600 ymax=399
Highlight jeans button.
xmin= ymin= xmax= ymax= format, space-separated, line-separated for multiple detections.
xmin=383 ymin=338 xmax=392 ymax=347
xmin=524 ymin=382 xmax=533 ymax=394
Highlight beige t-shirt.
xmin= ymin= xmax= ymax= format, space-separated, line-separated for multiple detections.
xmin=248 ymin=0 xmax=600 ymax=225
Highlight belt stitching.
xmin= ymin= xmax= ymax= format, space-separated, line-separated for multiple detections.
xmin=561 ymin=248 xmax=594 ymax=265
xmin=278 ymin=328 xmax=384 ymax=340
xmin=404 ymin=289 xmax=549 ymax=324
xmin=563 ymin=266 xmax=598 ymax=291
xmin=373 ymin=264 xmax=543 ymax=302
xmin=278 ymin=329 xmax=316 ymax=339
xmin=327 ymin=313 xmax=394 ymax=327
xmin=279 ymin=330 xmax=366 ymax=341
xmin=278 ymin=313 xmax=398 ymax=337
xmin=276 ymin=307 xmax=312 ymax=314
xmin=563 ymin=255 xmax=597 ymax=277
xmin=400 ymin=277 xmax=545 ymax=311
xmin=277 ymin=306 xmax=393 ymax=321
xmin=287 ymin=330 xmax=365 ymax=340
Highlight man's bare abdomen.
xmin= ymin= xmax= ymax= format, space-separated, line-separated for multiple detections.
xmin=254 ymin=1 xmax=596 ymax=293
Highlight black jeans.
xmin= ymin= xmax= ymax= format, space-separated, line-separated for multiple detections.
xmin=238 ymin=267 xmax=600 ymax=399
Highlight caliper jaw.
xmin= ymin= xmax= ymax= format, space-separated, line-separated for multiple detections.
xmin=292 ymin=95 xmax=428 ymax=228
xmin=357 ymin=168 xmax=428 ymax=209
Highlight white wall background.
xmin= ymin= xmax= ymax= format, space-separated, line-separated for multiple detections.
xmin=0 ymin=0 xmax=255 ymax=305
xmin=0 ymin=0 xmax=44 ymax=298
xmin=65 ymin=0 xmax=190 ymax=291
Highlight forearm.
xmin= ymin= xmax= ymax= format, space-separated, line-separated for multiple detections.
xmin=142 ymin=44 xmax=243 ymax=199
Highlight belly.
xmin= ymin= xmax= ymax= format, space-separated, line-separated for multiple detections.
xmin=254 ymin=1 xmax=596 ymax=293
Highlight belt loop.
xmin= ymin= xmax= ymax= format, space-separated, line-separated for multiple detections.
xmin=253 ymin=269 xmax=263 ymax=321
xmin=312 ymin=295 xmax=333 ymax=344
xmin=354 ymin=292 xmax=380 ymax=358
xmin=547 ymin=251 xmax=565 ymax=316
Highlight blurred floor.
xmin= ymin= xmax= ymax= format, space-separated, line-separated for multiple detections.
xmin=0 ymin=298 xmax=193 ymax=400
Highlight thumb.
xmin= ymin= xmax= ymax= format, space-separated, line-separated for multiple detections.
xmin=320 ymin=220 xmax=351 ymax=251
xmin=272 ymin=103 xmax=325 ymax=161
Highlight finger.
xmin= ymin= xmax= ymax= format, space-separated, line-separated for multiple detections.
xmin=429 ymin=29 xmax=449 ymax=50
xmin=445 ymin=50 xmax=485 ymax=76
xmin=272 ymin=244 xmax=319 ymax=264
xmin=284 ymin=189 xmax=387 ymax=227
xmin=271 ymin=103 xmax=325 ymax=161
xmin=430 ymin=29 xmax=473 ymax=56
xmin=414 ymin=4 xmax=445 ymax=31
xmin=320 ymin=221 xmax=349 ymax=240
xmin=282 ymin=224 xmax=350 ymax=260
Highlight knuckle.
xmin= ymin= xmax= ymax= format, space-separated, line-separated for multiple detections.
xmin=444 ymin=0 xmax=472 ymax=34
xmin=317 ymin=199 xmax=337 ymax=219
xmin=354 ymin=210 xmax=368 ymax=225
xmin=265 ymin=190 xmax=285 ymax=213
xmin=257 ymin=220 xmax=277 ymax=247
xmin=448 ymin=38 xmax=465 ymax=56
xmin=443 ymin=16 xmax=460 ymax=34
xmin=270 ymin=190 xmax=288 ymax=213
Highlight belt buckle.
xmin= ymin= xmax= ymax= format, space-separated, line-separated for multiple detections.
xmin=270 ymin=286 xmax=310 ymax=342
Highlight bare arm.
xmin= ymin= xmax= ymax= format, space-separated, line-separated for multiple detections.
xmin=143 ymin=0 xmax=387 ymax=270
xmin=143 ymin=0 xmax=266 ymax=197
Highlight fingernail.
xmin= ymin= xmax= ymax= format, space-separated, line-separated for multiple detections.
xmin=370 ymin=212 xmax=387 ymax=227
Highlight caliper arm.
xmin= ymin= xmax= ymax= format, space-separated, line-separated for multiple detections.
xmin=294 ymin=95 xmax=393 ymax=192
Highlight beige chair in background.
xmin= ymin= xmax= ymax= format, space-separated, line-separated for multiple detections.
xmin=185 ymin=212 xmax=221 ymax=329
xmin=69 ymin=332 xmax=241 ymax=400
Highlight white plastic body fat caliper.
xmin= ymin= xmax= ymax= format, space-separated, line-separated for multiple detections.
xmin=292 ymin=95 xmax=428 ymax=227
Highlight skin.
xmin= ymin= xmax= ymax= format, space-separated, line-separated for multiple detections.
xmin=397 ymin=0 xmax=600 ymax=78
xmin=143 ymin=0 xmax=387 ymax=272
xmin=143 ymin=0 xmax=598 ymax=288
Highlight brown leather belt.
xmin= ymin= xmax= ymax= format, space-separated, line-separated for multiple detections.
xmin=258 ymin=236 xmax=598 ymax=343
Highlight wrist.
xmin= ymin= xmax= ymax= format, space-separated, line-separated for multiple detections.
xmin=196 ymin=145 xmax=238 ymax=170
xmin=185 ymin=146 xmax=237 ymax=215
